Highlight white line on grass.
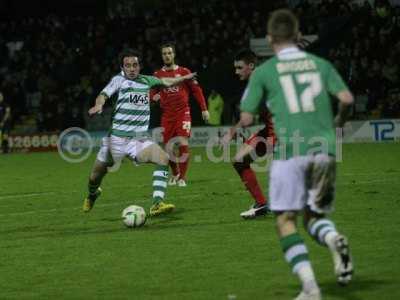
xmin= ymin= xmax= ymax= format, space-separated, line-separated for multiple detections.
xmin=0 ymin=192 xmax=55 ymax=200
xmin=0 ymin=176 xmax=396 ymax=218
xmin=0 ymin=194 xmax=203 ymax=218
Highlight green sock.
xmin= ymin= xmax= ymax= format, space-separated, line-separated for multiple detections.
xmin=280 ymin=233 xmax=311 ymax=274
xmin=308 ymin=218 xmax=338 ymax=246
xmin=280 ymin=233 xmax=318 ymax=292
xmin=152 ymin=165 xmax=168 ymax=204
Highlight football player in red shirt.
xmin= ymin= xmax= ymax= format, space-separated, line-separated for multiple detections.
xmin=151 ymin=43 xmax=209 ymax=187
xmin=222 ymin=49 xmax=276 ymax=219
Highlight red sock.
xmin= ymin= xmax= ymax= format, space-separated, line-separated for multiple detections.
xmin=169 ymin=160 xmax=180 ymax=176
xmin=239 ymin=167 xmax=266 ymax=206
xmin=178 ymin=145 xmax=190 ymax=180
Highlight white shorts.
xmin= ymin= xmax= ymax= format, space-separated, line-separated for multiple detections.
xmin=269 ymin=154 xmax=336 ymax=214
xmin=96 ymin=135 xmax=154 ymax=166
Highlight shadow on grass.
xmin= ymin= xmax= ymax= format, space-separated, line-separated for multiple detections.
xmin=284 ymin=277 xmax=393 ymax=300
xmin=189 ymin=178 xmax=220 ymax=184
xmin=0 ymin=205 xmax=275 ymax=241
xmin=0 ymin=207 xmax=247 ymax=240
xmin=319 ymin=277 xmax=393 ymax=300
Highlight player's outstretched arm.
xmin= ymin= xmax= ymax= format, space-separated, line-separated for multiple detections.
xmin=160 ymin=72 xmax=197 ymax=87
xmin=334 ymin=90 xmax=354 ymax=128
xmin=221 ymin=121 xmax=242 ymax=146
xmin=221 ymin=112 xmax=254 ymax=146
xmin=88 ymin=93 xmax=108 ymax=115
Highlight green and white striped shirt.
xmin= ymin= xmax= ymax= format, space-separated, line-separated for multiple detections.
xmin=102 ymin=73 xmax=163 ymax=137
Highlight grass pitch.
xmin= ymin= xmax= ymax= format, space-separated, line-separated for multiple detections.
xmin=0 ymin=143 xmax=399 ymax=299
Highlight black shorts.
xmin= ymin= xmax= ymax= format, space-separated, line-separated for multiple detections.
xmin=244 ymin=126 xmax=276 ymax=158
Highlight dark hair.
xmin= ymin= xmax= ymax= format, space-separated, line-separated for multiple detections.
xmin=159 ymin=42 xmax=176 ymax=53
xmin=267 ymin=9 xmax=299 ymax=44
xmin=234 ymin=49 xmax=257 ymax=64
xmin=119 ymin=48 xmax=141 ymax=67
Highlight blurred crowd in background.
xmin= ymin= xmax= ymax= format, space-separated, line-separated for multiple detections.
xmin=0 ymin=0 xmax=399 ymax=133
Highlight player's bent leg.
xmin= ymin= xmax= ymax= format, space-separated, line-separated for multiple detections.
xmin=166 ymin=146 xmax=180 ymax=186
xmin=176 ymin=136 xmax=189 ymax=187
xmin=276 ymin=211 xmax=321 ymax=300
xmin=304 ymin=209 xmax=354 ymax=285
xmin=136 ymin=144 xmax=175 ymax=216
xmin=83 ymin=160 xmax=110 ymax=212
xmin=162 ymin=119 xmax=180 ymax=180
xmin=233 ymin=144 xmax=268 ymax=218
xmin=167 ymin=148 xmax=180 ymax=186
xmin=165 ymin=144 xmax=180 ymax=184
xmin=304 ymin=154 xmax=353 ymax=285
xmin=233 ymin=142 xmax=254 ymax=163
xmin=136 ymin=143 xmax=169 ymax=165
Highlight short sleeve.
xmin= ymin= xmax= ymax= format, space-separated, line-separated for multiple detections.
xmin=101 ymin=76 xmax=123 ymax=98
xmin=240 ymin=69 xmax=265 ymax=114
xmin=326 ymin=62 xmax=349 ymax=95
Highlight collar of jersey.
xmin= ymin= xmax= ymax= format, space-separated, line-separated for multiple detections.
xmin=162 ymin=65 xmax=179 ymax=71
xmin=277 ymin=46 xmax=300 ymax=55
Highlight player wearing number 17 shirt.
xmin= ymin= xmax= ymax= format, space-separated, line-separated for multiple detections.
xmin=240 ymin=9 xmax=354 ymax=300
xmin=151 ymin=43 xmax=209 ymax=187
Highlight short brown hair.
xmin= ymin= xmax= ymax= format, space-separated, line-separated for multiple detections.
xmin=119 ymin=48 xmax=141 ymax=67
xmin=234 ymin=49 xmax=257 ymax=65
xmin=267 ymin=9 xmax=299 ymax=44
xmin=160 ymin=42 xmax=176 ymax=53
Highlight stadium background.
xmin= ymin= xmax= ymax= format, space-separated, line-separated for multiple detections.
xmin=1 ymin=0 xmax=399 ymax=142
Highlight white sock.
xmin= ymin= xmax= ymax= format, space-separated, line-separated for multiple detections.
xmin=325 ymin=231 xmax=341 ymax=269
xmin=297 ymin=264 xmax=319 ymax=293
xmin=324 ymin=230 xmax=339 ymax=251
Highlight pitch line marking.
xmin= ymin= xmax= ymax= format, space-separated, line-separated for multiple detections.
xmin=0 ymin=192 xmax=55 ymax=200
xmin=0 ymin=177 xmax=396 ymax=217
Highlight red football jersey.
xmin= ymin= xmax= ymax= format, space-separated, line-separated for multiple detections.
xmin=152 ymin=66 xmax=207 ymax=118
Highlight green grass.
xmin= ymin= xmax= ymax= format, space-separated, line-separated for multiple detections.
xmin=0 ymin=143 xmax=399 ymax=299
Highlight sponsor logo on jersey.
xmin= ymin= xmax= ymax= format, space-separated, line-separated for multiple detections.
xmin=129 ymin=93 xmax=149 ymax=105
xmin=163 ymin=86 xmax=180 ymax=93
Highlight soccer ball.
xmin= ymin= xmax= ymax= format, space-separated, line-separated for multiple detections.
xmin=122 ymin=205 xmax=146 ymax=228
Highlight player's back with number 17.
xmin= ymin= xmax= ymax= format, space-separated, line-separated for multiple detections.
xmin=240 ymin=9 xmax=354 ymax=300
xmin=247 ymin=49 xmax=346 ymax=158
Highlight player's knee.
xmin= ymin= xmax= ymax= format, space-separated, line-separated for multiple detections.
xmin=90 ymin=161 xmax=108 ymax=182
xmin=89 ymin=172 xmax=100 ymax=184
xmin=303 ymin=207 xmax=325 ymax=231
xmin=178 ymin=136 xmax=189 ymax=146
xmin=159 ymin=150 xmax=169 ymax=166
xmin=233 ymin=154 xmax=242 ymax=163
xmin=275 ymin=211 xmax=297 ymax=236
xmin=234 ymin=151 xmax=253 ymax=164
xmin=233 ymin=161 xmax=248 ymax=173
